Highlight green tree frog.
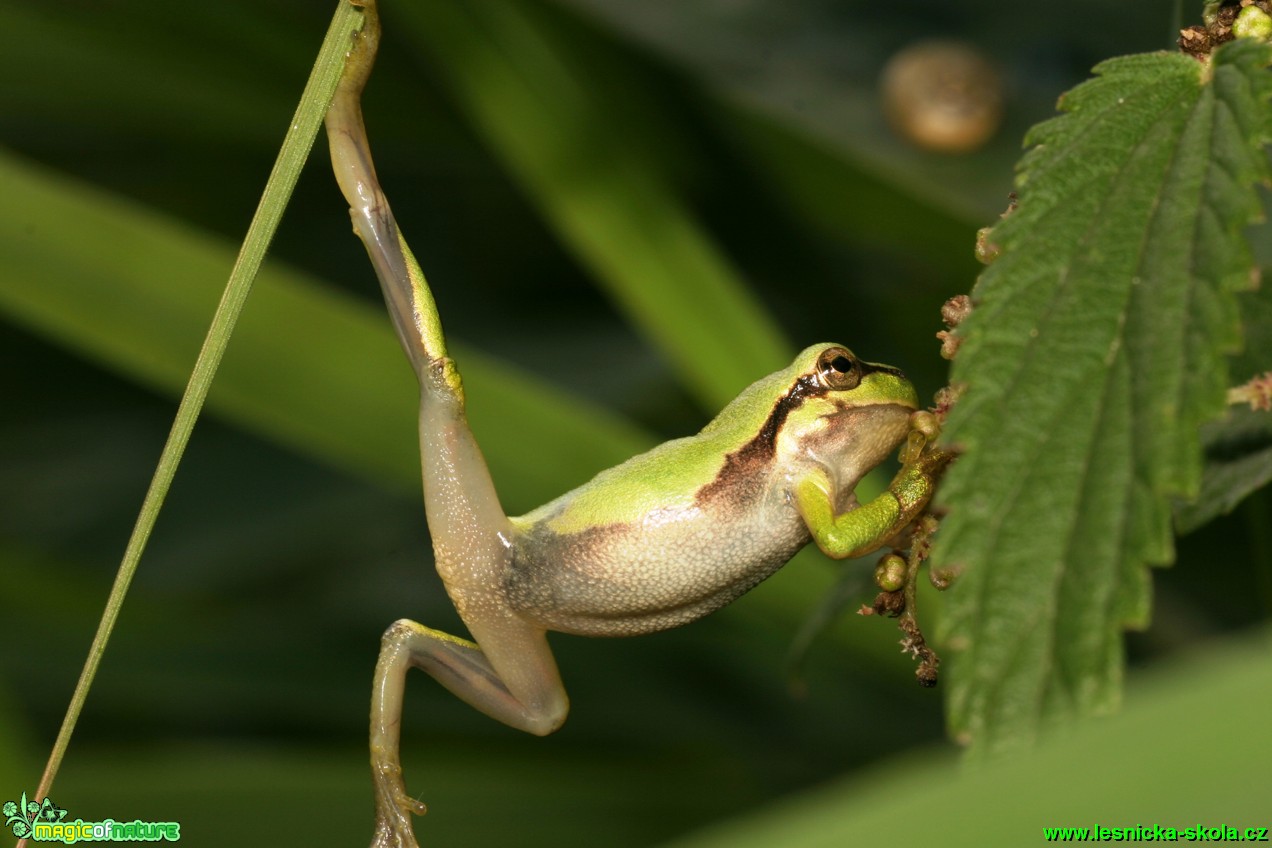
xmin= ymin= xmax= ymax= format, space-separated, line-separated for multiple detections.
xmin=325 ymin=3 xmax=946 ymax=846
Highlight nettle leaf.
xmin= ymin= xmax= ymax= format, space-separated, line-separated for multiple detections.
xmin=934 ymin=39 xmax=1272 ymax=754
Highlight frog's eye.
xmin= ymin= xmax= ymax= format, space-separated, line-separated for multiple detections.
xmin=817 ymin=346 xmax=861 ymax=390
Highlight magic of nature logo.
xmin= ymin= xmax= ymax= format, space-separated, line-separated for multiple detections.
xmin=4 ymin=793 xmax=180 ymax=843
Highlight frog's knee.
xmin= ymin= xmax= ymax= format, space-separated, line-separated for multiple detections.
xmin=524 ymin=695 xmax=569 ymax=737
xmin=383 ymin=618 xmax=414 ymax=643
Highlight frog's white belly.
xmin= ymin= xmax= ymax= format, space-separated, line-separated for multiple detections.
xmin=505 ymin=492 xmax=810 ymax=637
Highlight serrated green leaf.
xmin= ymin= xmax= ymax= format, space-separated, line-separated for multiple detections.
xmin=934 ymin=40 xmax=1272 ymax=754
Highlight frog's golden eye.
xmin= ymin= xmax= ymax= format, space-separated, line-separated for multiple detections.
xmin=816 ymin=346 xmax=861 ymax=390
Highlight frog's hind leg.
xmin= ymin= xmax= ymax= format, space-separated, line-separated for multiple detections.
xmin=327 ymin=5 xmax=569 ymax=846
xmin=369 ymin=617 xmax=568 ymax=848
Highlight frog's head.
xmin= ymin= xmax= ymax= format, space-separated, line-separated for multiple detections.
xmin=695 ymin=343 xmax=918 ymax=503
xmin=773 ymin=343 xmax=918 ymax=493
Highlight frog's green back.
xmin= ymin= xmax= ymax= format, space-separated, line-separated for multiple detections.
xmin=509 ymin=344 xmax=915 ymax=536
xmin=512 ymin=353 xmax=812 ymax=535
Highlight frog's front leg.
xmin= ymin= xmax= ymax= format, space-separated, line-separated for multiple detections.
xmin=794 ymin=423 xmax=952 ymax=559
xmin=369 ymin=616 xmax=567 ymax=848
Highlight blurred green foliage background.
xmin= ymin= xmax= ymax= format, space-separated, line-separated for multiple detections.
xmin=1 ymin=1 xmax=1268 ymax=845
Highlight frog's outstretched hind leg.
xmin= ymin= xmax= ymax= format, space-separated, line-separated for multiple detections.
xmin=325 ymin=7 xmax=569 ymax=847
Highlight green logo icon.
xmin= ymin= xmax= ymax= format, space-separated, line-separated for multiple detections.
xmin=3 ymin=792 xmax=65 ymax=839
xmin=3 ymin=794 xmax=180 ymax=843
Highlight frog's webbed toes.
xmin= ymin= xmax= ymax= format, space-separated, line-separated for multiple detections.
xmin=369 ymin=759 xmax=425 ymax=848
xmin=370 ymin=815 xmax=419 ymax=848
xmin=369 ymin=798 xmax=422 ymax=848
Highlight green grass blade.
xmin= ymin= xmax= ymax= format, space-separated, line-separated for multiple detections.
xmin=17 ymin=0 xmax=367 ymax=806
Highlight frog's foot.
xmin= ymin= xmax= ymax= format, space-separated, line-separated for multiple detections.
xmin=369 ymin=756 xmax=426 ymax=848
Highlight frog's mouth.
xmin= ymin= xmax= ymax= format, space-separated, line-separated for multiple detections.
xmin=815 ymin=402 xmax=915 ymax=487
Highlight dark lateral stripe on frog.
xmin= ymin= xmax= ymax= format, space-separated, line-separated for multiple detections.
xmin=693 ymin=360 xmax=902 ymax=506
